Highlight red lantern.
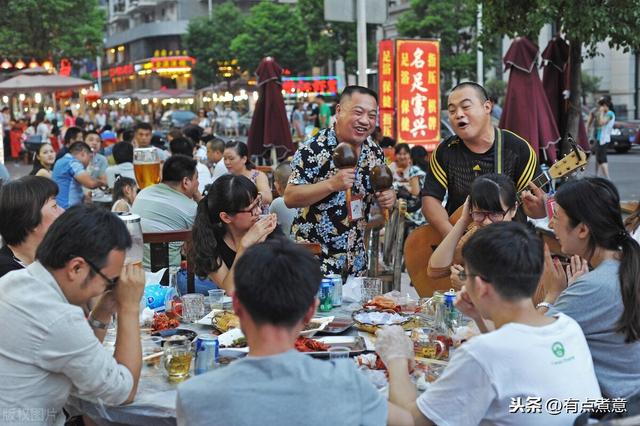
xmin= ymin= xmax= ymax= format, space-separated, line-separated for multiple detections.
xmin=55 ymin=90 xmax=72 ymax=100
xmin=85 ymin=90 xmax=101 ymax=102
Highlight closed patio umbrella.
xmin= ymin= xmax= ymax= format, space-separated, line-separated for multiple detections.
xmin=247 ymin=57 xmax=293 ymax=162
xmin=500 ymin=37 xmax=560 ymax=162
xmin=541 ymin=37 xmax=590 ymax=151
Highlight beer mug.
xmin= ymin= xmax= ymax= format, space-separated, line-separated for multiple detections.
xmin=162 ymin=336 xmax=192 ymax=382
xmin=410 ymin=328 xmax=447 ymax=360
xmin=134 ymin=147 xmax=161 ymax=189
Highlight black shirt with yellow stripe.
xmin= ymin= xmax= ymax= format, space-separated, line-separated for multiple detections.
xmin=422 ymin=127 xmax=539 ymax=215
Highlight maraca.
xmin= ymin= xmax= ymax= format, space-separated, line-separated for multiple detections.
xmin=332 ymin=143 xmax=357 ymax=204
xmin=371 ymin=164 xmax=394 ymax=221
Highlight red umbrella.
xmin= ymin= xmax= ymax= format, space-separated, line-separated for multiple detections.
xmin=500 ymin=37 xmax=559 ymax=162
xmin=541 ymin=37 xmax=590 ymax=152
xmin=247 ymin=57 xmax=293 ymax=161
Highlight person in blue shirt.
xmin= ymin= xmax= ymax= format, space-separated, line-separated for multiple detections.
xmin=52 ymin=141 xmax=106 ymax=209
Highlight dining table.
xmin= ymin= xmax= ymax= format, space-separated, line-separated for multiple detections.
xmin=65 ymin=304 xmax=381 ymax=426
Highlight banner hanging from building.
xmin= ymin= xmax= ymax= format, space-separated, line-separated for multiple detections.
xmin=395 ymin=39 xmax=440 ymax=150
xmin=378 ymin=39 xmax=395 ymax=139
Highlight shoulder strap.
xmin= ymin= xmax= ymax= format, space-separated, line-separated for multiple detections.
xmin=494 ymin=129 xmax=503 ymax=174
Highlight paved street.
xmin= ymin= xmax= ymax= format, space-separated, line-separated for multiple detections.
xmin=581 ymin=145 xmax=640 ymax=202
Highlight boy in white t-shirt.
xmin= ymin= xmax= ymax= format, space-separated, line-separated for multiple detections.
xmin=381 ymin=222 xmax=602 ymax=426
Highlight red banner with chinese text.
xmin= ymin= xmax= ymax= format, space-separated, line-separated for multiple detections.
xmin=396 ymin=40 xmax=440 ymax=150
xmin=378 ymin=39 xmax=395 ymax=139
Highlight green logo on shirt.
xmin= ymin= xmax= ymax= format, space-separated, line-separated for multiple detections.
xmin=552 ymin=342 xmax=565 ymax=358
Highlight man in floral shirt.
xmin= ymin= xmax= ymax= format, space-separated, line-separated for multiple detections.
xmin=284 ymin=86 xmax=396 ymax=276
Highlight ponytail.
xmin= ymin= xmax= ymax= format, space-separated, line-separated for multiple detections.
xmin=617 ymin=234 xmax=640 ymax=343
xmin=189 ymin=193 xmax=224 ymax=277
xmin=556 ymin=177 xmax=640 ymax=343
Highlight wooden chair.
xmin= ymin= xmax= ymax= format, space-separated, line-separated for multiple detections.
xmin=143 ymin=230 xmax=195 ymax=293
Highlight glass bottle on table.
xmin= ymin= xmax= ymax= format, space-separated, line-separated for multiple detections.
xmin=114 ymin=212 xmax=143 ymax=266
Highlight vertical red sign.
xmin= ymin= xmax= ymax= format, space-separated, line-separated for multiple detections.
xmin=395 ymin=40 xmax=440 ymax=150
xmin=378 ymin=40 xmax=395 ymax=139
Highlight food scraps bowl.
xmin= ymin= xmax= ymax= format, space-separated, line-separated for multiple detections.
xmin=299 ymin=316 xmax=333 ymax=338
xmin=352 ymin=309 xmax=414 ymax=334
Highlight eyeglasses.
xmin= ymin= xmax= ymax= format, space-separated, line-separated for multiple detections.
xmin=230 ymin=194 xmax=262 ymax=215
xmin=469 ymin=209 xmax=508 ymax=223
xmin=81 ymin=256 xmax=119 ymax=290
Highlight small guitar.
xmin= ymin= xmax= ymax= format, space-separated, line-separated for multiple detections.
xmin=404 ymin=140 xmax=589 ymax=298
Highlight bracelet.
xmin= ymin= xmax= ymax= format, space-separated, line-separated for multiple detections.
xmin=536 ymin=302 xmax=553 ymax=310
xmin=88 ymin=315 xmax=110 ymax=330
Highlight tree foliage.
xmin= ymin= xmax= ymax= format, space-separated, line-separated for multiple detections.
xmin=0 ymin=0 xmax=104 ymax=61
xmin=397 ymin=0 xmax=479 ymax=89
xmin=297 ymin=0 xmax=376 ymax=77
xmin=230 ymin=2 xmax=309 ymax=75
xmin=482 ymin=0 xmax=640 ymax=56
xmin=183 ymin=1 xmax=244 ymax=88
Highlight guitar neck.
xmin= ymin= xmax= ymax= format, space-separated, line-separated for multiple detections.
xmin=517 ymin=173 xmax=549 ymax=198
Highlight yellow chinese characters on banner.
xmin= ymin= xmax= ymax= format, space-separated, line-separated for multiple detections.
xmin=396 ymin=40 xmax=440 ymax=150
xmin=378 ymin=39 xmax=395 ymax=138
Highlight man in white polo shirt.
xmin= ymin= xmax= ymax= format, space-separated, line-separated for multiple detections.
xmin=0 ymin=205 xmax=145 ymax=425
xmin=380 ymin=222 xmax=602 ymax=426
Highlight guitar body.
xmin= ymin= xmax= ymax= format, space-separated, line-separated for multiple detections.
xmin=404 ymin=142 xmax=587 ymax=299
xmin=404 ymin=208 xmax=463 ymax=298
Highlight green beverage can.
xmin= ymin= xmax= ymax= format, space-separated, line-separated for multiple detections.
xmin=319 ymin=279 xmax=334 ymax=312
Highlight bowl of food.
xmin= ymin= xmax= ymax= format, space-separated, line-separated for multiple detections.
xmin=299 ymin=316 xmax=333 ymax=338
xmin=352 ymin=309 xmax=415 ymax=334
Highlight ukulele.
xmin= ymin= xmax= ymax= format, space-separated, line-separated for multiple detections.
xmin=404 ymin=139 xmax=589 ymax=298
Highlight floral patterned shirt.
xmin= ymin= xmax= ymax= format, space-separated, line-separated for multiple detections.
xmin=289 ymin=127 xmax=385 ymax=276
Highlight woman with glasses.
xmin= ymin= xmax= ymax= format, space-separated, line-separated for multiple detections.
xmin=189 ymin=174 xmax=278 ymax=294
xmin=428 ymin=173 xmax=518 ymax=290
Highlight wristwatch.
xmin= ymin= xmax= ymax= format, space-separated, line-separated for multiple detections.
xmin=88 ymin=315 xmax=110 ymax=330
xmin=536 ymin=302 xmax=553 ymax=310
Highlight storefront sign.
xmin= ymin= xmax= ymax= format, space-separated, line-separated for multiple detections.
xmin=378 ymin=39 xmax=395 ymax=138
xmin=107 ymin=64 xmax=134 ymax=78
xmin=282 ymin=76 xmax=339 ymax=96
xmin=396 ymin=40 xmax=440 ymax=150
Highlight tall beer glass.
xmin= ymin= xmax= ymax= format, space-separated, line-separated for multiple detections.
xmin=134 ymin=147 xmax=161 ymax=189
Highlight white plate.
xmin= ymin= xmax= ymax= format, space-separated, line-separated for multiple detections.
xmin=217 ymin=328 xmax=248 ymax=352
xmin=195 ymin=308 xmax=225 ymax=326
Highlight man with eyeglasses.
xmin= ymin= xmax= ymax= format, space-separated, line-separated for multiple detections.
xmin=381 ymin=222 xmax=601 ymax=426
xmin=0 ymin=205 xmax=146 ymax=425
xmin=421 ymin=82 xmax=545 ymax=239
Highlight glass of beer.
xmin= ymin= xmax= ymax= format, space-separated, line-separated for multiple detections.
xmin=162 ymin=336 xmax=192 ymax=382
xmin=134 ymin=147 xmax=161 ymax=189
